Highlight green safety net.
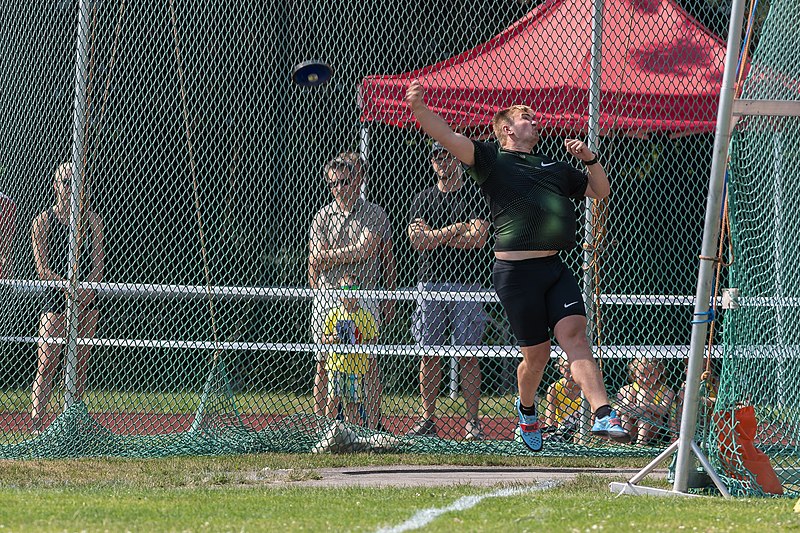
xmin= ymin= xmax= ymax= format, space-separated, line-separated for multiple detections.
xmin=1 ymin=0 xmax=783 ymax=496
xmin=711 ymin=0 xmax=800 ymax=497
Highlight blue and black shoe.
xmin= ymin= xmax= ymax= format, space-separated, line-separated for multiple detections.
xmin=515 ymin=398 xmax=543 ymax=452
xmin=591 ymin=410 xmax=631 ymax=444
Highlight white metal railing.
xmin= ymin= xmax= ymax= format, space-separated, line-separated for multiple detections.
xmin=0 ymin=278 xmax=717 ymax=305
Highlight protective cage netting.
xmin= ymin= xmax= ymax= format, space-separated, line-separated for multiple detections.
xmin=710 ymin=0 xmax=800 ymax=497
xmin=0 ymin=0 xmax=792 ymax=496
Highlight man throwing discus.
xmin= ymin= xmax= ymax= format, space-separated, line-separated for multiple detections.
xmin=404 ymin=80 xmax=629 ymax=451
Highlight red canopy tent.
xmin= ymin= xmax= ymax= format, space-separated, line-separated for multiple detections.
xmin=360 ymin=0 xmax=728 ymax=135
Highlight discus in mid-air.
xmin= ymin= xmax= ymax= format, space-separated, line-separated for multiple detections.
xmin=292 ymin=60 xmax=333 ymax=88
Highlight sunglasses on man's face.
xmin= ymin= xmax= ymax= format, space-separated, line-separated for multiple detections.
xmin=327 ymin=177 xmax=351 ymax=189
xmin=433 ymin=154 xmax=458 ymax=165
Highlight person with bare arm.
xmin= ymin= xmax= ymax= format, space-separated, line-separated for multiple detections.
xmin=309 ymin=154 xmax=395 ymax=430
xmin=406 ymin=142 xmax=491 ymax=440
xmin=404 ymin=80 xmax=629 ymax=451
xmin=30 ymin=163 xmax=104 ymax=434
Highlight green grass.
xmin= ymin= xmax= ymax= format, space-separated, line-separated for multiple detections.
xmin=0 ymin=485 xmax=473 ymax=532
xmin=0 ymin=454 xmax=796 ymax=532
xmin=0 ymin=454 xmax=658 ymax=488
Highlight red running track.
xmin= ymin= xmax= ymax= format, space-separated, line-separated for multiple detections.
xmin=0 ymin=412 xmax=519 ymax=440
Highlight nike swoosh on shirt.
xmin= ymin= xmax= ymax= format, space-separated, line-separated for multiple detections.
xmin=541 ymin=162 xmax=557 ymax=167
xmin=564 ymin=301 xmax=579 ymax=308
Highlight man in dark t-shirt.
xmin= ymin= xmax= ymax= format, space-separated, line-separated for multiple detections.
xmin=406 ymin=142 xmax=491 ymax=440
xmin=404 ymin=80 xmax=630 ymax=451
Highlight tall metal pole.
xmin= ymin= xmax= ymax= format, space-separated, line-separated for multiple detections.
xmin=673 ymin=0 xmax=747 ymax=493
xmin=575 ymin=0 xmax=603 ymax=442
xmin=63 ymin=0 xmax=91 ymax=409
xmin=583 ymin=0 xmax=603 ymax=332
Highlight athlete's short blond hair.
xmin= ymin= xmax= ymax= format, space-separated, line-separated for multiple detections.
xmin=491 ymin=105 xmax=535 ymax=146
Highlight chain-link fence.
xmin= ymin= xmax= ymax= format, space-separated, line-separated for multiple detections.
xmin=1 ymin=0 xmax=790 ymax=494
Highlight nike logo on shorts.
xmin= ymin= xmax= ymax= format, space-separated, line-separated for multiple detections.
xmin=564 ymin=301 xmax=579 ymax=308
xmin=541 ymin=162 xmax=557 ymax=167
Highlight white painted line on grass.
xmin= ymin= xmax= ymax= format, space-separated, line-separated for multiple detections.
xmin=374 ymin=480 xmax=560 ymax=533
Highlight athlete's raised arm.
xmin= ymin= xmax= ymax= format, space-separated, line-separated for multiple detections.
xmin=405 ymin=80 xmax=474 ymax=167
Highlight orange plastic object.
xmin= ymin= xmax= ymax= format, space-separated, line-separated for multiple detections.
xmin=715 ymin=406 xmax=783 ymax=495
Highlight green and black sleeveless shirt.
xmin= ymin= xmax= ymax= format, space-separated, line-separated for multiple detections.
xmin=466 ymin=140 xmax=588 ymax=252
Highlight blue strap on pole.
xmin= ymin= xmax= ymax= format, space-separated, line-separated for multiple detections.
xmin=692 ymin=308 xmax=715 ymax=325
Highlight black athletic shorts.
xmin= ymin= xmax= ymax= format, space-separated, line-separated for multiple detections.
xmin=492 ymin=255 xmax=586 ymax=346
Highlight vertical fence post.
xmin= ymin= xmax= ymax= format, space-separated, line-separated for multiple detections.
xmin=579 ymin=0 xmax=604 ymax=440
xmin=583 ymin=0 xmax=603 ymax=337
xmin=63 ymin=0 xmax=91 ymax=410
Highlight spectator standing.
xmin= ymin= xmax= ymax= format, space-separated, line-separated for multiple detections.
xmin=406 ymin=142 xmax=490 ymax=440
xmin=30 ymin=162 xmax=104 ymax=434
xmin=309 ymin=153 xmax=396 ymax=430
xmin=320 ymin=273 xmax=379 ymax=427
